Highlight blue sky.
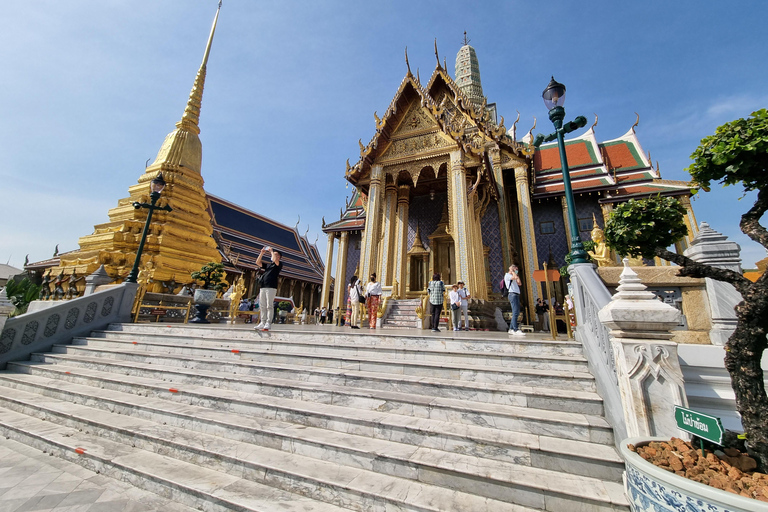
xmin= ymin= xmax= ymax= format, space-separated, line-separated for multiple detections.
xmin=1 ymin=1 xmax=766 ymax=272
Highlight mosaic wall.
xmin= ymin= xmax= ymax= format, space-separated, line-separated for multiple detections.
xmin=343 ymin=233 xmax=361 ymax=293
xmin=407 ymin=193 xmax=446 ymax=250
xmin=532 ymin=198 xmax=569 ymax=268
xmin=532 ymin=196 xmax=605 ymax=269
xmin=481 ymin=201 xmax=504 ymax=283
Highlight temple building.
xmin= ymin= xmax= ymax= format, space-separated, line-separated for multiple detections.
xmin=25 ymin=3 xmax=324 ymax=309
xmin=321 ymin=39 xmax=697 ymax=322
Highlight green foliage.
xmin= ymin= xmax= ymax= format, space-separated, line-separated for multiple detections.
xmin=604 ymin=196 xmax=688 ymax=260
xmin=190 ymin=262 xmax=226 ymax=291
xmin=686 ymin=109 xmax=768 ymax=192
xmin=4 ymin=277 xmax=42 ymax=316
xmin=559 ymin=240 xmax=597 ymax=278
xmin=277 ymin=301 xmax=292 ymax=312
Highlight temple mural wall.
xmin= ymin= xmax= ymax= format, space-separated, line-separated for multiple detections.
xmin=408 ymin=193 xmax=446 ymax=251
xmin=481 ymin=201 xmax=504 ymax=283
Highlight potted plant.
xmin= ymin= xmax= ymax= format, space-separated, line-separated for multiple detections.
xmin=604 ymin=110 xmax=768 ymax=508
xmin=189 ymin=262 xmax=227 ymax=323
xmin=277 ymin=301 xmax=292 ymax=324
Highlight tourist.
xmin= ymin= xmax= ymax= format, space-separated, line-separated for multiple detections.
xmin=427 ymin=273 xmax=445 ymax=332
xmin=449 ymin=284 xmax=461 ymax=331
xmin=457 ymin=281 xmax=470 ymax=330
xmin=253 ymin=246 xmax=282 ymax=332
xmin=535 ymin=298 xmax=550 ymax=332
xmin=505 ymin=264 xmax=524 ymax=336
xmin=328 ymin=307 xmax=334 ymax=325
xmin=348 ymin=275 xmax=361 ymax=329
xmin=300 ymin=308 xmax=307 ymax=325
xmin=320 ymin=306 xmax=327 ymax=324
xmin=314 ymin=307 xmax=320 ymax=324
xmin=365 ymin=273 xmax=382 ymax=329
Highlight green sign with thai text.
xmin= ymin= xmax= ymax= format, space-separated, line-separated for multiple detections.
xmin=674 ymin=406 xmax=724 ymax=445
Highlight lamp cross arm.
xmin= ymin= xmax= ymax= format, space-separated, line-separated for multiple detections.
xmin=533 ymin=131 xmax=558 ymax=148
xmin=562 ymin=115 xmax=587 ymax=135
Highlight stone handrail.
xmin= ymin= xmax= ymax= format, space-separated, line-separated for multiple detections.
xmin=0 ymin=283 xmax=138 ymax=370
xmin=568 ymin=263 xmax=628 ymax=444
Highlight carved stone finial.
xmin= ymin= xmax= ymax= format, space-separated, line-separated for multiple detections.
xmin=591 ymin=113 xmax=598 ymax=130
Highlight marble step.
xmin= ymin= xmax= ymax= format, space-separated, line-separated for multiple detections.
xmin=57 ymin=340 xmax=597 ymax=392
xmin=84 ymin=333 xmax=593 ymax=376
xmin=20 ymin=355 xmax=614 ymax=444
xmin=0 ymin=407 xmax=350 ymax=512
xmin=104 ymin=323 xmax=586 ymax=356
xmin=0 ymin=372 xmax=624 ymax=481
xmin=0 ymin=381 xmax=627 ymax=511
xmin=33 ymin=346 xmax=604 ymax=414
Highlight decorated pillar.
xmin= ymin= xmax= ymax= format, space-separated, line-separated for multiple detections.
xmin=515 ymin=165 xmax=540 ymax=318
xmin=560 ymin=196 xmax=572 ymax=248
xmin=394 ymin=184 xmax=411 ymax=294
xmin=379 ymin=182 xmax=398 ymax=286
xmin=320 ymin=232 xmax=336 ymax=310
xmin=359 ymin=165 xmax=384 ymax=282
xmin=448 ymin=150 xmax=474 ymax=287
xmin=600 ymin=202 xmax=621 ymax=265
xmin=491 ymin=150 xmax=513 ymax=269
xmin=333 ymin=231 xmax=350 ymax=313
xmin=468 ymin=193 xmax=488 ymax=299
xmin=676 ymin=195 xmax=699 ymax=254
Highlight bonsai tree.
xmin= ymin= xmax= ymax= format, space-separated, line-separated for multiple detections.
xmin=4 ymin=277 xmax=42 ymax=316
xmin=603 ymin=109 xmax=768 ymax=468
xmin=190 ymin=262 xmax=227 ymax=292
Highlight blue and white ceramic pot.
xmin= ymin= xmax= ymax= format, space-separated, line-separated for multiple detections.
xmin=620 ymin=437 xmax=768 ymax=512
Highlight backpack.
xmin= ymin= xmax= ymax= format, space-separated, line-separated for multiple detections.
xmin=499 ymin=277 xmax=509 ymax=296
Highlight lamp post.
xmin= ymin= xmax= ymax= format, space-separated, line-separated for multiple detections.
xmin=533 ymin=77 xmax=589 ymax=264
xmin=124 ymin=172 xmax=173 ymax=283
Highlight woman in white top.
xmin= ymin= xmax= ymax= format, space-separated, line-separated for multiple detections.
xmin=449 ymin=284 xmax=461 ymax=331
xmin=365 ymin=273 xmax=383 ymax=329
xmin=457 ymin=281 xmax=470 ymax=330
xmin=347 ymin=275 xmax=362 ymax=329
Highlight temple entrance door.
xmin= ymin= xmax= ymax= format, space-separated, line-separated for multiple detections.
xmin=431 ymin=239 xmax=455 ymax=284
xmin=408 ymin=255 xmax=427 ymax=293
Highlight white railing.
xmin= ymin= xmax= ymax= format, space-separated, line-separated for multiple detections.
xmin=0 ymin=283 xmax=138 ymax=370
xmin=568 ymin=263 xmax=628 ymax=444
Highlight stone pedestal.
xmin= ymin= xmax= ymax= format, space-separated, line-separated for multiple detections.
xmin=598 ymin=259 xmax=687 ymax=438
xmin=683 ymin=222 xmax=742 ymax=346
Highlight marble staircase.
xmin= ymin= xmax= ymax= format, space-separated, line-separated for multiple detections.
xmin=0 ymin=324 xmax=629 ymax=511
xmin=381 ymin=299 xmax=421 ymax=328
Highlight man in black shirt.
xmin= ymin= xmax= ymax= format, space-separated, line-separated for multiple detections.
xmin=254 ymin=246 xmax=282 ymax=331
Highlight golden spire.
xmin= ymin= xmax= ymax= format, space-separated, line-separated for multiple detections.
xmin=178 ymin=1 xmax=222 ymax=135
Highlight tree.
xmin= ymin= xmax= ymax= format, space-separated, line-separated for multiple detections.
xmin=604 ymin=109 xmax=768 ymax=469
xmin=190 ymin=262 xmax=227 ymax=292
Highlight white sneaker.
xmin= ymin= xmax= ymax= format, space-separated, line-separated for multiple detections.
xmin=262 ymin=323 xmax=271 ymax=331
xmin=513 ymin=330 xmax=525 ymax=336
xmin=253 ymin=323 xmax=265 ymax=330
xmin=508 ymin=328 xmax=516 ymax=334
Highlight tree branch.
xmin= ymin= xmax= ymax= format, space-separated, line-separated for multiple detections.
xmin=654 ymin=248 xmax=752 ymax=295
xmin=740 ymin=188 xmax=768 ymax=250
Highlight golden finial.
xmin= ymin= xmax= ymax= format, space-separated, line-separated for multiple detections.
xmin=417 ymin=68 xmax=420 ymax=83
xmin=443 ymin=57 xmax=447 ymax=70
xmin=591 ymin=113 xmax=598 ymax=130
xmin=434 ymin=38 xmax=440 ymax=68
xmin=631 ymin=112 xmax=640 ymax=131
xmin=358 ymin=139 xmax=365 ymax=155
xmin=178 ymin=1 xmax=222 ymax=133
xmin=405 ymin=46 xmax=412 ymax=76
xmin=345 ymin=158 xmax=351 ymax=175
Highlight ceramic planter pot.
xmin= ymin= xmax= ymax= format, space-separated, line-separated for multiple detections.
xmin=620 ymin=437 xmax=768 ymax=512
xmin=189 ymin=289 xmax=218 ymax=323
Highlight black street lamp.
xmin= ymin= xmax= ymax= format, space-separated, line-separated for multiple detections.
xmin=534 ymin=77 xmax=589 ymax=264
xmin=124 ymin=172 xmax=173 ymax=283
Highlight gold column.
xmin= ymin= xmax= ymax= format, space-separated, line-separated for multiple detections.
xmin=359 ymin=165 xmax=384 ymax=282
xmin=448 ymin=150 xmax=474 ymax=287
xmin=320 ymin=232 xmax=336 ymax=310
xmin=599 ymin=203 xmax=621 ymax=265
xmin=515 ymin=165 xmax=540 ymax=320
xmin=677 ymin=195 xmax=699 ymax=254
xmin=379 ymin=182 xmax=398 ymax=286
xmin=491 ymin=150 xmax=513 ymax=269
xmin=394 ymin=184 xmax=411 ymax=294
xmin=468 ymin=194 xmax=488 ymax=299
xmin=333 ymin=231 xmax=350 ymax=313
xmin=560 ymin=195 xmax=572 ymax=248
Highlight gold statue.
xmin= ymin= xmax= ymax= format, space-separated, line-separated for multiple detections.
xmin=391 ymin=278 xmax=400 ymax=300
xmin=587 ymin=215 xmax=613 ymax=267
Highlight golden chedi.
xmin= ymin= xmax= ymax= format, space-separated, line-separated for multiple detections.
xmin=52 ymin=5 xmax=223 ymax=289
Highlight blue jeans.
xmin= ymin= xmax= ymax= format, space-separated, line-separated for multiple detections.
xmin=508 ymin=293 xmax=520 ymax=331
